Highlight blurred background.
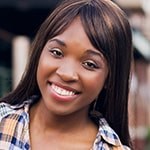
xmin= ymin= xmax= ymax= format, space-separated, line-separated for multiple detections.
xmin=0 ymin=0 xmax=150 ymax=149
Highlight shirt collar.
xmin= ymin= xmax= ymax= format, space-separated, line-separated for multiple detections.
xmin=96 ymin=118 xmax=122 ymax=146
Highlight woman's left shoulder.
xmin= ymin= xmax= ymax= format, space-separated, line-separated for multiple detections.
xmin=93 ymin=118 xmax=131 ymax=150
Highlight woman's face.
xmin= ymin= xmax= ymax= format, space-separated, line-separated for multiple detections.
xmin=37 ymin=17 xmax=108 ymax=116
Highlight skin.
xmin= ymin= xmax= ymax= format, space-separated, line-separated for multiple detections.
xmin=29 ymin=17 xmax=108 ymax=150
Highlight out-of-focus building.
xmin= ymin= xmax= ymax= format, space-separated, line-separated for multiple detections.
xmin=0 ymin=0 xmax=61 ymax=96
xmin=114 ymin=0 xmax=150 ymax=150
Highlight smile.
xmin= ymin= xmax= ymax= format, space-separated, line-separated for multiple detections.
xmin=51 ymin=84 xmax=76 ymax=96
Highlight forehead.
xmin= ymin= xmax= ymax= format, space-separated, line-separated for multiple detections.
xmin=45 ymin=17 xmax=107 ymax=62
xmin=50 ymin=17 xmax=96 ymax=51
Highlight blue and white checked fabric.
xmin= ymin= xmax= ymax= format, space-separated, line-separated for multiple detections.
xmin=0 ymin=100 xmax=130 ymax=150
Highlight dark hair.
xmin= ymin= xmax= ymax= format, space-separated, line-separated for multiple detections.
xmin=1 ymin=0 xmax=132 ymax=147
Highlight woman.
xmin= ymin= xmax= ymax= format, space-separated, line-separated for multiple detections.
xmin=0 ymin=0 xmax=133 ymax=149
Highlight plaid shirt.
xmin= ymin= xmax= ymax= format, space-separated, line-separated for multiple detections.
xmin=0 ymin=100 xmax=130 ymax=150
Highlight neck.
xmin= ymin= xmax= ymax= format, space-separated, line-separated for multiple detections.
xmin=29 ymin=100 xmax=93 ymax=133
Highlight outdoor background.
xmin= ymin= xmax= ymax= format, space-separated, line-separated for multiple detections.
xmin=0 ymin=0 xmax=150 ymax=149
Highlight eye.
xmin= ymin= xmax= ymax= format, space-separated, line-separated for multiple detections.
xmin=49 ymin=48 xmax=63 ymax=58
xmin=82 ymin=60 xmax=99 ymax=70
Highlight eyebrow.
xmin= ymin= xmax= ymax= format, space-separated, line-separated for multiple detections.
xmin=49 ymin=38 xmax=67 ymax=47
xmin=85 ymin=49 xmax=104 ymax=59
xmin=49 ymin=38 xmax=104 ymax=60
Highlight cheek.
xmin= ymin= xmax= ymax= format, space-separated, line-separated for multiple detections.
xmin=36 ymin=61 xmax=45 ymax=91
xmin=37 ymin=55 xmax=51 ymax=87
xmin=37 ymin=52 xmax=56 ymax=82
xmin=83 ymin=72 xmax=107 ymax=100
xmin=37 ymin=57 xmax=47 ymax=83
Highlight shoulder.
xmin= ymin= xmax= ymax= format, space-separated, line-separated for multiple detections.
xmin=0 ymin=102 xmax=16 ymax=120
xmin=0 ymin=101 xmax=30 ymax=122
xmin=93 ymin=118 xmax=131 ymax=150
xmin=0 ymin=95 xmax=38 ymax=122
xmin=0 ymin=101 xmax=31 ymax=149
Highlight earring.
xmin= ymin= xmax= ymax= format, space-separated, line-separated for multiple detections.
xmin=93 ymin=97 xmax=98 ymax=111
xmin=90 ymin=97 xmax=102 ymax=118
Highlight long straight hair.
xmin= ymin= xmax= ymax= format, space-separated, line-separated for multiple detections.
xmin=1 ymin=0 xmax=132 ymax=147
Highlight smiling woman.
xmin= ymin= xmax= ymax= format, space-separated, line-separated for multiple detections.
xmin=0 ymin=0 xmax=133 ymax=149
xmin=36 ymin=17 xmax=108 ymax=119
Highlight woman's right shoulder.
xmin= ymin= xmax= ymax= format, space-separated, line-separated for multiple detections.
xmin=0 ymin=99 xmax=32 ymax=122
xmin=0 ymin=102 xmax=16 ymax=121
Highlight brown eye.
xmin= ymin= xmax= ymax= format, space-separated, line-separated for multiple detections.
xmin=82 ymin=60 xmax=99 ymax=70
xmin=49 ymin=48 xmax=63 ymax=58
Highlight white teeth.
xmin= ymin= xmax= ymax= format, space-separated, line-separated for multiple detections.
xmin=51 ymin=84 xmax=75 ymax=96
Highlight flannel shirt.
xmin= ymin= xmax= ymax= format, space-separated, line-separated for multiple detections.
xmin=0 ymin=100 xmax=130 ymax=150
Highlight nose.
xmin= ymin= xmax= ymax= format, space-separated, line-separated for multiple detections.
xmin=56 ymin=61 xmax=79 ymax=82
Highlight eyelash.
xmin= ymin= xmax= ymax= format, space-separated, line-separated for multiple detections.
xmin=82 ymin=60 xmax=99 ymax=70
xmin=48 ymin=47 xmax=99 ymax=70
xmin=49 ymin=48 xmax=63 ymax=58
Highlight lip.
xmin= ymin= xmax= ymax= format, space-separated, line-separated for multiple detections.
xmin=48 ymin=82 xmax=81 ymax=102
